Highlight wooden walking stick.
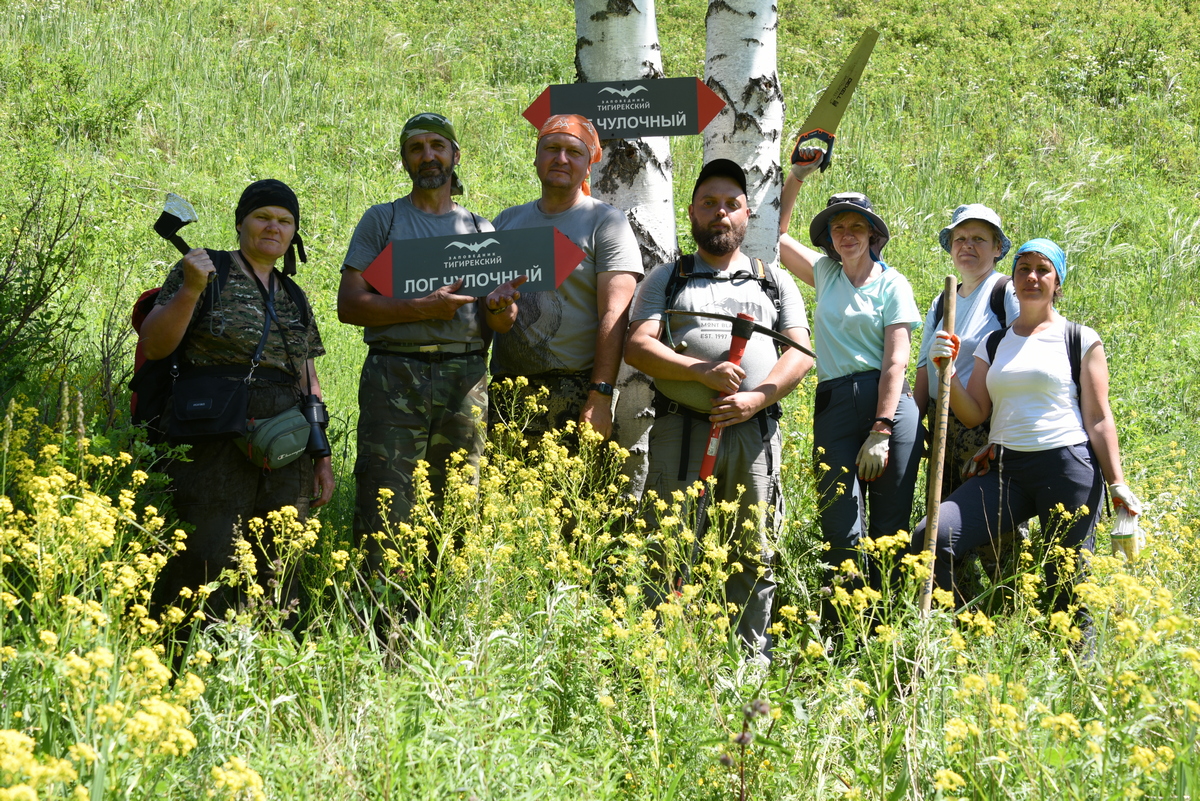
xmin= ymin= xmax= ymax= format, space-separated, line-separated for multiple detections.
xmin=919 ymin=277 xmax=957 ymax=615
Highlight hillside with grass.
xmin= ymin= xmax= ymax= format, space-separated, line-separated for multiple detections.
xmin=1 ymin=0 xmax=1199 ymax=798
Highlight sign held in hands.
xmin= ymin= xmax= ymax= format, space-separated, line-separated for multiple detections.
xmin=361 ymin=227 xmax=584 ymax=300
xmin=523 ymin=78 xmax=725 ymax=138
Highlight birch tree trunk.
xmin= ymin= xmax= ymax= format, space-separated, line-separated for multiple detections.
xmin=703 ymin=0 xmax=784 ymax=266
xmin=576 ymin=0 xmax=677 ymax=498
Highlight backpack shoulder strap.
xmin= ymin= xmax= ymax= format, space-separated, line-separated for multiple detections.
xmin=170 ymin=250 xmax=232 ymax=367
xmin=663 ymin=253 xmax=696 ymax=310
xmin=1065 ymin=320 xmax=1082 ymax=393
xmin=195 ymin=249 xmax=233 ymax=323
xmin=277 ymin=272 xmax=311 ymax=328
xmin=751 ymin=257 xmax=781 ymax=312
xmin=985 ymin=325 xmax=1009 ymax=364
xmin=990 ymin=275 xmax=1011 ymax=328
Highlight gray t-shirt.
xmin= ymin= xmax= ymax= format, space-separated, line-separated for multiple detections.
xmin=490 ymin=196 xmax=642 ymax=375
xmin=632 ymin=253 xmax=810 ymax=413
xmin=342 ymin=196 xmax=494 ymax=348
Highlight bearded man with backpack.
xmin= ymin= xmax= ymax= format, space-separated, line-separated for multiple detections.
xmin=625 ymin=160 xmax=814 ymax=658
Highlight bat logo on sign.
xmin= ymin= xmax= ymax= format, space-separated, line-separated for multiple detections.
xmin=599 ymin=85 xmax=647 ymax=98
xmin=445 ymin=238 xmax=500 ymax=253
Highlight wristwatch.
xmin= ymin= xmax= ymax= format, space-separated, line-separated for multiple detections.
xmin=589 ymin=382 xmax=614 ymax=397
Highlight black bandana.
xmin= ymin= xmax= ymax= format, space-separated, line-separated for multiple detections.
xmin=235 ymin=179 xmax=307 ymax=275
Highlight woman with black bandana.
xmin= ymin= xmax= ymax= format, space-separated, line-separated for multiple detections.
xmin=142 ymin=179 xmax=333 ymax=627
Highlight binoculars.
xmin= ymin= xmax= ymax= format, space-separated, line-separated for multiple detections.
xmin=302 ymin=394 xmax=331 ymax=458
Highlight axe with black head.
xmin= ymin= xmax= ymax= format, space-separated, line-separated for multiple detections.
xmin=154 ymin=192 xmax=198 ymax=255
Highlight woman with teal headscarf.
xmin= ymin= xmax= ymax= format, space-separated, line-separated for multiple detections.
xmin=916 ymin=238 xmax=1142 ymax=620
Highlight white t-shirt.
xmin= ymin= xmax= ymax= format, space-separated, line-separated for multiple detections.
xmin=916 ymin=272 xmax=1019 ymax=398
xmin=977 ymin=318 xmax=1101 ymax=452
xmin=812 ymin=256 xmax=921 ymax=383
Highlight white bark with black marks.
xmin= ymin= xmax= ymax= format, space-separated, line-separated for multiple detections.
xmin=703 ymin=0 xmax=784 ymax=267
xmin=575 ymin=0 xmax=676 ymax=498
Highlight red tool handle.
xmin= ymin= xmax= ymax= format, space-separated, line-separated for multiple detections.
xmin=697 ymin=313 xmax=755 ymax=482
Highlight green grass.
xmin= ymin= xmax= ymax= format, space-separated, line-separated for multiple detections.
xmin=1 ymin=0 xmax=1199 ymax=798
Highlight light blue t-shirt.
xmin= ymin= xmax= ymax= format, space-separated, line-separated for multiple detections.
xmin=916 ymin=271 xmax=1020 ymax=399
xmin=812 ymin=256 xmax=921 ymax=383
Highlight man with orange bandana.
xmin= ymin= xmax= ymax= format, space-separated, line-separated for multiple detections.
xmin=489 ymin=114 xmax=643 ymax=446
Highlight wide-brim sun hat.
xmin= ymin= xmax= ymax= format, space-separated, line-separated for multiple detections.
xmin=809 ymin=192 xmax=890 ymax=260
xmin=939 ymin=203 xmax=1011 ymax=259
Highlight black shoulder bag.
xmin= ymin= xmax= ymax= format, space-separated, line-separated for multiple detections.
xmin=167 ymin=273 xmax=279 ymax=443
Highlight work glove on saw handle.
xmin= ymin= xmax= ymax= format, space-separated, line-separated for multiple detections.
xmin=790 ymin=146 xmax=825 ymax=182
xmin=962 ymin=443 xmax=996 ymax=479
xmin=856 ymin=431 xmax=891 ymax=481
xmin=930 ymin=330 xmax=961 ymax=377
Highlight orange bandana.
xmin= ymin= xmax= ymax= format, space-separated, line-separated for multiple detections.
xmin=537 ymin=114 xmax=602 ymax=195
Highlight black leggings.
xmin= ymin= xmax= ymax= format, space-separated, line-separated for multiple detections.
xmin=913 ymin=442 xmax=1102 ymax=612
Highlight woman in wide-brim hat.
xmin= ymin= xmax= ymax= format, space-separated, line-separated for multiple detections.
xmin=917 ymin=238 xmax=1143 ymax=617
xmin=140 ymin=178 xmax=333 ymax=633
xmin=778 ymin=157 xmax=923 ymax=614
xmin=914 ymin=204 xmax=1018 ymax=501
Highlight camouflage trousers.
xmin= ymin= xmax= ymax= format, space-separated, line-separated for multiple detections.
xmin=938 ymin=407 xmax=993 ymax=499
xmin=353 ymin=351 xmax=487 ymax=564
xmin=487 ymin=371 xmax=592 ymax=452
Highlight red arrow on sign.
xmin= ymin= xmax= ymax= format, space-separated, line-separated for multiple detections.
xmin=554 ymin=228 xmax=584 ymax=287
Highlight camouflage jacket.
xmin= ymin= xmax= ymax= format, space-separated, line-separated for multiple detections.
xmin=155 ymin=251 xmax=325 ymax=379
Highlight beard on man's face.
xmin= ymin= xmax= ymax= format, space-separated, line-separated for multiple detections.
xmin=691 ymin=216 xmax=746 ymax=256
xmin=406 ymin=160 xmax=453 ymax=190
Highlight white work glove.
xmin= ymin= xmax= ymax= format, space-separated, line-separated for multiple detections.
xmin=1110 ymin=507 xmax=1145 ymax=562
xmin=790 ymin=146 xmax=824 ymax=182
xmin=856 ymin=431 xmax=891 ymax=481
xmin=1109 ymin=483 xmax=1143 ymax=516
xmin=930 ymin=330 xmax=960 ymax=378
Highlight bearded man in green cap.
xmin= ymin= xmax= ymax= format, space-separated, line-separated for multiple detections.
xmin=339 ymin=113 xmax=522 ymax=599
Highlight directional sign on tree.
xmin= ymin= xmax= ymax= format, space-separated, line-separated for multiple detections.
xmin=361 ymin=228 xmax=584 ymax=300
xmin=523 ymin=78 xmax=725 ymax=139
